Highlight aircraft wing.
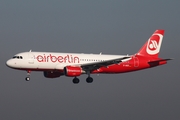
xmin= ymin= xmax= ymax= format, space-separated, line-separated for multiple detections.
xmin=80 ymin=56 xmax=131 ymax=72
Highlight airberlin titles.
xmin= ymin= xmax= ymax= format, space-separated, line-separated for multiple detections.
xmin=36 ymin=54 xmax=80 ymax=63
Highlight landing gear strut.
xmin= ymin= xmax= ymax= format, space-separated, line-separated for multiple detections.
xmin=86 ymin=71 xmax=93 ymax=83
xmin=25 ymin=70 xmax=31 ymax=81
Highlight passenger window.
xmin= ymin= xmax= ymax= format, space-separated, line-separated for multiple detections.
xmin=20 ymin=56 xmax=23 ymax=59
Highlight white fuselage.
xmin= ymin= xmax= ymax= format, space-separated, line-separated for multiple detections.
xmin=6 ymin=52 xmax=128 ymax=71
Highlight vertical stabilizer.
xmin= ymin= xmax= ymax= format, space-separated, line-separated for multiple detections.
xmin=136 ymin=30 xmax=164 ymax=58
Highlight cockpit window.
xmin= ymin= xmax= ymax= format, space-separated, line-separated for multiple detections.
xmin=12 ymin=56 xmax=23 ymax=59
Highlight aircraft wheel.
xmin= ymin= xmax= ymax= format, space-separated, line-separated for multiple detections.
xmin=86 ymin=77 xmax=93 ymax=83
xmin=73 ymin=77 xmax=79 ymax=84
xmin=25 ymin=77 xmax=30 ymax=81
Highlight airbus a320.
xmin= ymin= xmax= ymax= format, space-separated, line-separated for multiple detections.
xmin=6 ymin=30 xmax=172 ymax=84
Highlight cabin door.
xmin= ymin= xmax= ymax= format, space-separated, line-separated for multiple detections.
xmin=133 ymin=56 xmax=139 ymax=67
xmin=28 ymin=53 xmax=34 ymax=64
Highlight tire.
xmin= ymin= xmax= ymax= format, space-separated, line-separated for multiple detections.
xmin=25 ymin=77 xmax=30 ymax=81
xmin=86 ymin=77 xmax=93 ymax=83
xmin=73 ymin=78 xmax=79 ymax=84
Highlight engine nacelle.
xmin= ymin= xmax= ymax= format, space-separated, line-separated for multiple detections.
xmin=43 ymin=71 xmax=62 ymax=78
xmin=64 ymin=66 xmax=82 ymax=77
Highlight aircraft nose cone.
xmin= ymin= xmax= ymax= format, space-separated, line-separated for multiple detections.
xmin=6 ymin=59 xmax=20 ymax=68
xmin=6 ymin=60 xmax=14 ymax=68
xmin=6 ymin=60 xmax=11 ymax=67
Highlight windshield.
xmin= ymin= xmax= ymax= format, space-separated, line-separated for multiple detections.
xmin=12 ymin=56 xmax=23 ymax=59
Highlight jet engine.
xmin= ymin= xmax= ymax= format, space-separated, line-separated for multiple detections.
xmin=43 ymin=71 xmax=62 ymax=78
xmin=64 ymin=66 xmax=82 ymax=77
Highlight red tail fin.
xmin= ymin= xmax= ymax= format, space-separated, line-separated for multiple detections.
xmin=136 ymin=30 xmax=164 ymax=58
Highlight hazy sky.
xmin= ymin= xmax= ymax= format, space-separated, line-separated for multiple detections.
xmin=0 ymin=1 xmax=180 ymax=120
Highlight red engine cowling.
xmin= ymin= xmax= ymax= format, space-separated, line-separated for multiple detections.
xmin=64 ymin=66 xmax=82 ymax=77
xmin=43 ymin=71 xmax=62 ymax=78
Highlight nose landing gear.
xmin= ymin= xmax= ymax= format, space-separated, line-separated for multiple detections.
xmin=25 ymin=70 xmax=31 ymax=81
xmin=25 ymin=77 xmax=30 ymax=81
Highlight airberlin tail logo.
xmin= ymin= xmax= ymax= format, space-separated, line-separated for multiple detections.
xmin=146 ymin=33 xmax=163 ymax=55
xmin=149 ymin=40 xmax=158 ymax=50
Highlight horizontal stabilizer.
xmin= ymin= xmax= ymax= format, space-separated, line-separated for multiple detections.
xmin=148 ymin=58 xmax=173 ymax=67
xmin=148 ymin=58 xmax=173 ymax=63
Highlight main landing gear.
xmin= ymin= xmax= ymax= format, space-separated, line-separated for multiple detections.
xmin=72 ymin=77 xmax=80 ymax=84
xmin=72 ymin=77 xmax=93 ymax=84
xmin=86 ymin=71 xmax=93 ymax=83
xmin=25 ymin=70 xmax=31 ymax=81
xmin=72 ymin=71 xmax=93 ymax=84
xmin=86 ymin=77 xmax=93 ymax=83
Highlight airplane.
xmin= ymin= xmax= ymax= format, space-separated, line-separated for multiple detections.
xmin=6 ymin=30 xmax=172 ymax=84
